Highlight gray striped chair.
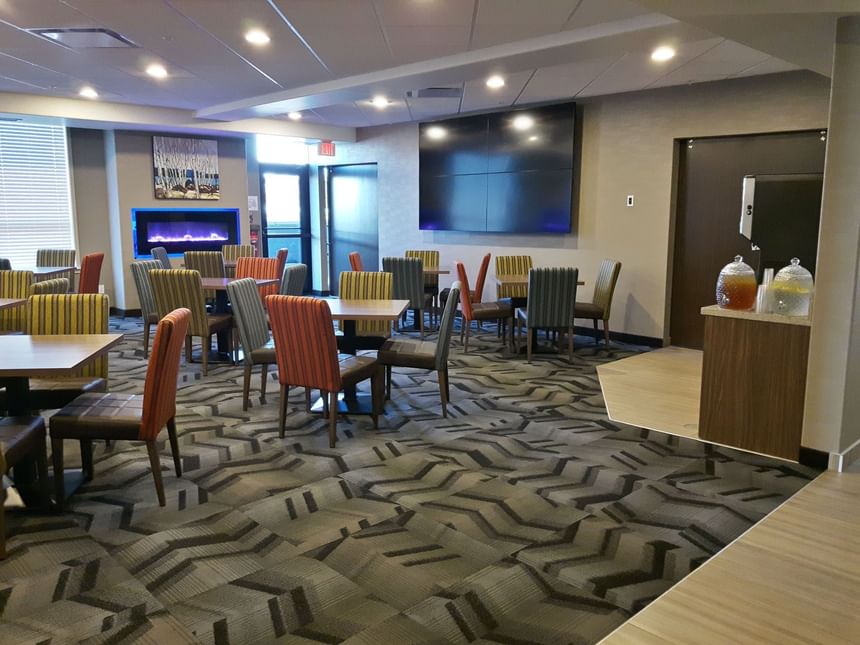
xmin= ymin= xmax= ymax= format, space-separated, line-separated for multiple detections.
xmin=575 ymin=259 xmax=622 ymax=346
xmin=383 ymin=256 xmax=430 ymax=338
xmin=151 ymin=247 xmax=172 ymax=269
xmin=226 ymin=278 xmax=275 ymax=410
xmin=184 ymin=251 xmax=225 ymax=301
xmin=516 ymin=267 xmax=579 ymax=362
xmin=279 ymin=263 xmax=307 ymax=296
xmin=36 ymin=249 xmax=75 ymax=290
xmin=30 ymin=278 xmax=70 ymax=295
xmin=131 ymin=260 xmax=163 ymax=357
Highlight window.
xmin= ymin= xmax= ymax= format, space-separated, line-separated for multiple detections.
xmin=256 ymin=134 xmax=311 ymax=165
xmin=0 ymin=122 xmax=75 ymax=266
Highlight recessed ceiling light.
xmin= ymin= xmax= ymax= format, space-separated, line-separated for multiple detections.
xmin=528 ymin=135 xmax=538 ymax=142
xmin=512 ymin=115 xmax=534 ymax=131
xmin=79 ymin=86 xmax=98 ymax=99
xmin=146 ymin=63 xmax=168 ymax=79
xmin=245 ymin=29 xmax=270 ymax=45
xmin=651 ymin=45 xmax=676 ymax=62
xmin=287 ymin=111 xmax=302 ymax=120
xmin=486 ymin=75 xmax=505 ymax=89
xmin=426 ymin=126 xmax=446 ymax=140
xmin=370 ymin=95 xmax=390 ymax=109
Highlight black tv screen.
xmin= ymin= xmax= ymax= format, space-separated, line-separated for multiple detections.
xmin=419 ymin=102 xmax=575 ymax=233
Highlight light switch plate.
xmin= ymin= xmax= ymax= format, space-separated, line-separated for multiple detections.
xmin=626 ymin=195 xmax=634 ymax=207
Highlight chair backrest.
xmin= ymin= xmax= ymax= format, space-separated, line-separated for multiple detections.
xmin=348 ymin=251 xmax=364 ymax=272
xmin=496 ymin=255 xmax=533 ymax=299
xmin=435 ymin=281 xmax=461 ymax=370
xmin=78 ymin=252 xmax=104 ymax=294
xmin=30 ymin=278 xmax=70 ymax=295
xmin=226 ymin=278 xmax=270 ymax=365
xmin=593 ymin=259 xmax=622 ymax=318
xmin=236 ymin=256 xmax=280 ymax=301
xmin=0 ymin=258 xmax=11 ymax=271
xmin=184 ymin=251 xmax=225 ymax=298
xmin=139 ymin=308 xmax=190 ymax=440
xmin=473 ymin=253 xmax=491 ymax=303
xmin=526 ymin=268 xmax=579 ymax=329
xmin=130 ymin=260 xmax=162 ymax=322
xmin=382 ymin=257 xmax=424 ymax=310
xmin=275 ymin=248 xmax=289 ymax=278
xmin=405 ymin=250 xmax=440 ymax=290
xmin=267 ymin=295 xmax=341 ymax=392
xmin=27 ymin=294 xmax=110 ymax=378
xmin=150 ymin=269 xmax=210 ymax=336
xmin=0 ymin=270 xmax=34 ymax=332
xmin=455 ymin=261 xmax=474 ymax=322
xmin=338 ymin=270 xmax=393 ymax=337
xmin=280 ymin=263 xmax=307 ymax=296
xmin=151 ymin=246 xmax=172 ymax=269
xmin=221 ymin=244 xmax=254 ymax=262
xmin=36 ymin=249 xmax=76 ymax=286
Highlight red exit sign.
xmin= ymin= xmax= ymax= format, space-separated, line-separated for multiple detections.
xmin=318 ymin=140 xmax=336 ymax=156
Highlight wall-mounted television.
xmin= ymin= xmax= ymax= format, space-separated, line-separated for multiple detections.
xmin=132 ymin=207 xmax=240 ymax=257
xmin=419 ymin=102 xmax=575 ymax=233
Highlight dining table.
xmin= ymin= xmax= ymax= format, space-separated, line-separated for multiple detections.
xmin=201 ymin=277 xmax=279 ymax=357
xmin=29 ymin=266 xmax=77 ymax=278
xmin=0 ymin=297 xmax=26 ymax=311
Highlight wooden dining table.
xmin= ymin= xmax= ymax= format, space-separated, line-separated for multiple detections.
xmin=28 ymin=266 xmax=76 ymax=278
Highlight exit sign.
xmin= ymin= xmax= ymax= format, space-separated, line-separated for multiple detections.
xmin=318 ymin=140 xmax=336 ymax=156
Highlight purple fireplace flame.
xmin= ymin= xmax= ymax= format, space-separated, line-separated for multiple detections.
xmin=146 ymin=221 xmax=229 ymax=243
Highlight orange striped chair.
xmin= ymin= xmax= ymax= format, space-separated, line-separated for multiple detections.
xmin=49 ymin=308 xmax=190 ymax=509
xmin=348 ymin=252 xmax=364 ymax=271
xmin=0 ymin=269 xmax=33 ymax=332
xmin=222 ymin=244 xmax=254 ymax=278
xmin=235 ymin=256 xmax=280 ymax=302
xmin=267 ymin=295 xmax=383 ymax=446
xmin=338 ymin=271 xmax=393 ymax=338
xmin=36 ymin=249 xmax=76 ymax=289
xmin=78 ymin=253 xmax=104 ymax=294
xmin=275 ymin=248 xmax=289 ymax=278
xmin=455 ymin=261 xmax=512 ymax=352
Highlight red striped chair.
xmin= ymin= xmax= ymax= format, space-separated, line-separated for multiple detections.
xmin=275 ymin=248 xmax=289 ymax=278
xmin=78 ymin=253 xmax=104 ymax=294
xmin=348 ymin=251 xmax=364 ymax=271
xmin=267 ymin=295 xmax=384 ymax=447
xmin=235 ymin=256 xmax=280 ymax=302
xmin=455 ymin=261 xmax=513 ymax=352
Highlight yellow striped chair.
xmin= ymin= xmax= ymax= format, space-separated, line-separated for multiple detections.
xmin=338 ymin=271 xmax=393 ymax=337
xmin=30 ymin=278 xmax=70 ymax=295
xmin=150 ymin=269 xmax=233 ymax=376
xmin=405 ymin=249 xmax=440 ymax=324
xmin=184 ymin=251 xmax=225 ymax=300
xmin=495 ymin=255 xmax=533 ymax=299
xmin=0 ymin=270 xmax=34 ymax=332
xmin=222 ymin=244 xmax=254 ymax=278
xmin=36 ymin=249 xmax=76 ymax=289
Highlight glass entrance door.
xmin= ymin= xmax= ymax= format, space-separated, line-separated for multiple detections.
xmin=260 ymin=164 xmax=311 ymax=289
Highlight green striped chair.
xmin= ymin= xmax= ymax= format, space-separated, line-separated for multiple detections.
xmin=30 ymin=278 xmax=70 ymax=295
xmin=383 ymin=257 xmax=429 ymax=338
xmin=495 ymin=255 xmax=533 ymax=300
xmin=405 ymin=250 xmax=440 ymax=323
xmin=226 ymin=278 xmax=274 ymax=411
xmin=0 ymin=269 xmax=33 ymax=332
xmin=36 ymin=249 xmax=76 ymax=289
xmin=130 ymin=260 xmax=163 ymax=357
xmin=184 ymin=251 xmax=225 ymax=300
xmin=515 ymin=267 xmax=579 ymax=362
xmin=222 ymin=244 xmax=254 ymax=278
xmin=338 ymin=271 xmax=393 ymax=338
xmin=575 ymin=259 xmax=622 ymax=346
xmin=150 ymin=269 xmax=233 ymax=376
xmin=279 ymin=263 xmax=307 ymax=296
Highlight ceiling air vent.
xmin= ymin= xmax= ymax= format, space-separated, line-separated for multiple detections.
xmin=406 ymin=87 xmax=462 ymax=99
xmin=29 ymin=28 xmax=137 ymax=48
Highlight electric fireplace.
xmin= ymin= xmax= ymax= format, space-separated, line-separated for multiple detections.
xmin=132 ymin=208 xmax=240 ymax=257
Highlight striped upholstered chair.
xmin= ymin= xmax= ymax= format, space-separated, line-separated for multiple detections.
xmin=275 ymin=248 xmax=289 ymax=279
xmin=49 ymin=308 xmax=190 ymax=510
xmin=222 ymin=244 xmax=254 ymax=278
xmin=348 ymin=252 xmax=364 ymax=271
xmin=267 ymin=295 xmax=384 ymax=446
xmin=184 ymin=251 xmax=225 ymax=300
xmin=338 ymin=271 xmax=393 ymax=338
xmin=405 ymin=249 xmax=440 ymax=323
xmin=236 ymin=256 xmax=280 ymax=302
xmin=36 ymin=249 xmax=76 ymax=289
xmin=496 ymin=255 xmax=533 ymax=300
xmin=78 ymin=253 xmax=104 ymax=294
xmin=30 ymin=278 xmax=69 ymax=295
xmin=440 ymin=253 xmax=490 ymax=312
xmin=280 ymin=263 xmax=307 ymax=296
xmin=151 ymin=246 xmax=172 ymax=269
xmin=383 ymin=257 xmax=430 ymax=337
xmin=0 ymin=270 xmax=33 ymax=332
xmin=515 ymin=268 xmax=579 ymax=362
xmin=226 ymin=278 xmax=274 ymax=411
xmin=575 ymin=259 xmax=622 ymax=346
xmin=455 ymin=261 xmax=512 ymax=353
xmin=150 ymin=269 xmax=232 ymax=376
xmin=130 ymin=260 xmax=163 ymax=358
xmin=0 ymin=259 xmax=11 ymax=270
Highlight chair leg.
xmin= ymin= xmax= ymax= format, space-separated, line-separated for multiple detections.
xmin=603 ymin=319 xmax=611 ymax=346
xmin=419 ymin=311 xmax=425 ymax=339
xmin=328 ymin=390 xmax=338 ymax=448
xmin=260 ymin=364 xmax=269 ymax=403
xmin=279 ymin=384 xmax=289 ymax=438
xmin=242 ymin=363 xmax=252 ymax=411
xmin=438 ymin=368 xmax=449 ymax=418
xmin=370 ymin=371 xmax=381 ymax=430
xmin=35 ymin=437 xmax=51 ymax=512
xmin=460 ymin=317 xmax=465 ymax=344
xmin=385 ymin=365 xmax=392 ymax=400
xmin=143 ymin=322 xmax=151 ymax=359
xmin=51 ymin=436 xmax=65 ymax=511
xmin=568 ymin=326 xmax=574 ymax=362
xmin=464 ymin=324 xmax=471 ymax=353
xmin=145 ymin=441 xmax=166 ymax=507
xmin=167 ymin=417 xmax=181 ymax=477
xmin=527 ymin=328 xmax=533 ymax=363
xmin=305 ymin=388 xmax=312 ymax=412
xmin=202 ymin=335 xmax=210 ymax=376
xmin=0 ymin=484 xmax=5 ymax=559
xmin=80 ymin=439 xmax=94 ymax=482
xmin=593 ymin=319 xmax=600 ymax=345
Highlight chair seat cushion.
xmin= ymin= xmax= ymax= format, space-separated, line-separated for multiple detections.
xmin=0 ymin=377 xmax=107 ymax=412
xmin=471 ymin=301 xmax=512 ymax=320
xmin=50 ymin=392 xmax=144 ymax=440
xmin=338 ymin=354 xmax=380 ymax=386
xmin=377 ymin=338 xmax=437 ymax=370
xmin=0 ymin=416 xmax=46 ymax=469
xmin=575 ymin=302 xmax=604 ymax=318
xmin=249 ymin=339 xmax=276 ymax=365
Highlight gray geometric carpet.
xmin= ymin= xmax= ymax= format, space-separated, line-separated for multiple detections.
xmin=0 ymin=316 xmax=820 ymax=644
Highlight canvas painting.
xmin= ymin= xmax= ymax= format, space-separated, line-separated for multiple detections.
xmin=153 ymin=135 xmax=220 ymax=199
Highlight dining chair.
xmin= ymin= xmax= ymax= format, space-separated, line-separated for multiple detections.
xmin=184 ymin=250 xmax=226 ymax=301
xmin=130 ymin=260 xmax=163 ymax=358
xmin=49 ymin=308 xmax=190 ymax=510
xmin=236 ymin=256 xmax=280 ymax=301
xmin=440 ymin=253 xmax=490 ymax=311
xmin=575 ymin=259 xmax=622 ymax=345
xmin=378 ymin=282 xmax=460 ymax=417
xmin=515 ymin=268 xmax=579 ymax=362
xmin=30 ymin=278 xmax=70 ymax=295
xmin=383 ymin=257 xmax=430 ymax=337
xmin=150 ymin=269 xmax=232 ymax=376
xmin=455 ymin=261 xmax=512 ymax=353
xmin=275 ymin=248 xmax=289 ymax=278
xmin=338 ymin=270 xmax=393 ymax=338
xmin=267 ymin=295 xmax=384 ymax=446
xmin=280 ymin=263 xmax=307 ymax=296
xmin=348 ymin=251 xmax=364 ymax=271
xmin=0 ymin=270 xmax=33 ymax=332
xmin=36 ymin=249 xmax=76 ymax=288
xmin=495 ymin=255 xmax=533 ymax=299
xmin=222 ymin=244 xmax=254 ymax=278
xmin=405 ymin=249 xmax=440 ymax=324
xmin=151 ymin=246 xmax=172 ymax=269
xmin=78 ymin=252 xmax=104 ymax=294
xmin=226 ymin=278 xmax=274 ymax=411
xmin=0 ymin=259 xmax=11 ymax=270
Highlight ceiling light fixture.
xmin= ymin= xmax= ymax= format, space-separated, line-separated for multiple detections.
xmin=145 ymin=63 xmax=168 ymax=79
xmin=486 ymin=75 xmax=505 ymax=89
xmin=650 ymin=45 xmax=676 ymax=62
xmin=512 ymin=115 xmax=534 ymax=131
xmin=426 ymin=126 xmax=446 ymax=140
xmin=79 ymin=86 xmax=98 ymax=99
xmin=528 ymin=135 xmax=538 ymax=142
xmin=370 ymin=95 xmax=390 ymax=109
xmin=287 ymin=111 xmax=302 ymax=120
xmin=245 ymin=29 xmax=270 ymax=45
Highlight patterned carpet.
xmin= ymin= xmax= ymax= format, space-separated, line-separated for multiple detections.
xmin=0 ymin=316 xmax=819 ymax=644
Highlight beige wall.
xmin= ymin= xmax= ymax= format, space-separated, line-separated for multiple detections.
xmin=311 ymin=71 xmax=830 ymax=340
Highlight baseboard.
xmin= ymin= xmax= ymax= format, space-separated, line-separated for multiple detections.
xmin=827 ymin=434 xmax=860 ymax=472
xmin=798 ymin=446 xmax=830 ymax=470
xmin=572 ymin=325 xmax=663 ymax=348
xmin=110 ymin=307 xmax=142 ymax=317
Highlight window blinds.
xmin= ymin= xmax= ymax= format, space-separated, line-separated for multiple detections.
xmin=0 ymin=122 xmax=75 ymax=267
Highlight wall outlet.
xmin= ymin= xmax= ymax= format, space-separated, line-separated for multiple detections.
xmin=98 ymin=284 xmax=105 ymax=294
xmin=626 ymin=195 xmax=634 ymax=207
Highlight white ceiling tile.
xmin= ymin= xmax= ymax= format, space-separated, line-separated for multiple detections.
xmin=733 ymin=56 xmax=801 ymax=77
xmin=647 ymin=40 xmax=771 ymax=88
xmin=564 ymin=0 xmax=649 ymax=30
xmin=460 ymin=70 xmax=533 ymax=112
xmin=373 ymin=0 xmax=475 ymax=27
xmin=406 ymin=95 xmax=463 ymax=121
xmin=471 ymin=0 xmax=580 ymax=48
xmin=516 ymin=55 xmax=622 ymax=103
xmin=385 ymin=26 xmax=471 ymax=63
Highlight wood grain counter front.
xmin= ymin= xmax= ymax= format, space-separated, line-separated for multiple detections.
xmin=699 ymin=305 xmax=810 ymax=460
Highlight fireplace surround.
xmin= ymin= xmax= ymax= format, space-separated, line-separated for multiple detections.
xmin=132 ymin=208 xmax=240 ymax=257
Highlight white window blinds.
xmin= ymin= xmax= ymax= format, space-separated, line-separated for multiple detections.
xmin=0 ymin=122 xmax=76 ymax=267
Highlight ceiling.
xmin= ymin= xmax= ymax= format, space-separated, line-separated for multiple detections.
xmin=0 ymin=0 xmax=847 ymax=130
